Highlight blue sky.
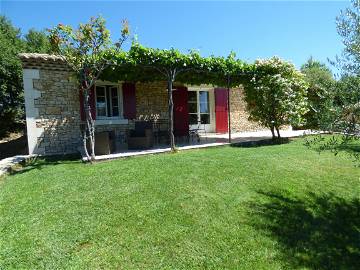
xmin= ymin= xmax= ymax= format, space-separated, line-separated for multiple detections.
xmin=1 ymin=0 xmax=349 ymax=70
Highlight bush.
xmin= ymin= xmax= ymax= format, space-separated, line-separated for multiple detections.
xmin=243 ymin=57 xmax=308 ymax=138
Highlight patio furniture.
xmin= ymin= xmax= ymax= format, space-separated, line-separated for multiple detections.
xmin=189 ymin=121 xmax=207 ymax=143
xmin=128 ymin=121 xmax=154 ymax=150
xmin=93 ymin=131 xmax=115 ymax=155
xmin=153 ymin=119 xmax=169 ymax=145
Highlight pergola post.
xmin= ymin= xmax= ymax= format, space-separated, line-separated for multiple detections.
xmin=227 ymin=74 xmax=232 ymax=144
xmin=167 ymin=69 xmax=176 ymax=151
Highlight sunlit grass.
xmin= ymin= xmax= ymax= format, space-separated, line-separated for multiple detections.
xmin=1 ymin=137 xmax=359 ymax=269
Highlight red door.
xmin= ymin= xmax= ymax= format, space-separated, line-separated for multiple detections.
xmin=173 ymin=86 xmax=189 ymax=136
xmin=215 ymin=88 xmax=228 ymax=133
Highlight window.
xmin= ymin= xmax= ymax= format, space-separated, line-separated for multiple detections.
xmin=95 ymin=85 xmax=122 ymax=118
xmin=199 ymin=91 xmax=210 ymax=124
xmin=188 ymin=91 xmax=198 ymax=125
xmin=188 ymin=90 xmax=210 ymax=125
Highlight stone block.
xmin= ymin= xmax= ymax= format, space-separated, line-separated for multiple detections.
xmin=46 ymin=107 xmax=61 ymax=115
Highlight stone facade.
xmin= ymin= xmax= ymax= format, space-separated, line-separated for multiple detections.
xmin=20 ymin=54 xmax=134 ymax=155
xmin=94 ymin=122 xmax=134 ymax=151
xmin=135 ymin=83 xmax=262 ymax=132
xmin=20 ymin=53 xmax=263 ymax=156
xmin=31 ymin=69 xmax=82 ymax=155
xmin=230 ymin=87 xmax=262 ymax=132
xmin=136 ymin=81 xmax=168 ymax=121
xmin=95 ymin=81 xmax=170 ymax=151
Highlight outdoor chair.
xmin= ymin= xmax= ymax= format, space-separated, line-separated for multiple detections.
xmin=127 ymin=121 xmax=154 ymax=150
xmin=153 ymin=119 xmax=169 ymax=145
xmin=189 ymin=121 xmax=207 ymax=143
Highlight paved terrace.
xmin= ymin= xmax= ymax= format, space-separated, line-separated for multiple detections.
xmin=88 ymin=129 xmax=313 ymax=162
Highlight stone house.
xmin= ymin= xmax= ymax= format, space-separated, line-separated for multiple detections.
xmin=20 ymin=53 xmax=262 ymax=156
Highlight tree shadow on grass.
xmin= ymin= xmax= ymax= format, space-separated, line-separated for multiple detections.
xmin=8 ymin=154 xmax=81 ymax=176
xmin=230 ymin=138 xmax=291 ymax=148
xmin=249 ymin=190 xmax=360 ymax=269
xmin=336 ymin=143 xmax=360 ymax=154
xmin=305 ymin=135 xmax=360 ymax=163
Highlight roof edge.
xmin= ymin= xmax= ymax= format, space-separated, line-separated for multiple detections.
xmin=18 ymin=53 xmax=66 ymax=62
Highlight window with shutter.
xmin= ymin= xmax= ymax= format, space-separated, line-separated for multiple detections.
xmin=94 ymin=84 xmax=123 ymax=119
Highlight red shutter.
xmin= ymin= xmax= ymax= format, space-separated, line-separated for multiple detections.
xmin=215 ymin=88 xmax=228 ymax=133
xmin=79 ymin=85 xmax=96 ymax=121
xmin=122 ymin=82 xmax=136 ymax=119
xmin=173 ymin=86 xmax=189 ymax=136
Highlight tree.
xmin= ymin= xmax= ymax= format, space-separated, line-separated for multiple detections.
xmin=0 ymin=16 xmax=53 ymax=139
xmin=320 ymin=75 xmax=360 ymax=134
xmin=0 ymin=16 xmax=25 ymax=138
xmin=300 ymin=57 xmax=335 ymax=129
xmin=243 ymin=57 xmax=308 ymax=139
xmin=48 ymin=16 xmax=129 ymax=161
xmin=24 ymin=29 xmax=52 ymax=53
xmin=306 ymin=0 xmax=360 ymax=161
xmin=335 ymin=0 xmax=360 ymax=75
xmin=333 ymin=0 xmax=360 ymax=136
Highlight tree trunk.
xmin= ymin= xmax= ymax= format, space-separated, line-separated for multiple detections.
xmin=83 ymin=126 xmax=90 ymax=160
xmin=270 ymin=125 xmax=276 ymax=139
xmin=275 ymin=126 xmax=281 ymax=138
xmin=83 ymin=88 xmax=95 ymax=162
xmin=167 ymin=79 xmax=176 ymax=151
xmin=270 ymin=126 xmax=276 ymax=140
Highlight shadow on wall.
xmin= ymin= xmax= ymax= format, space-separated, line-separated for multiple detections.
xmin=33 ymin=116 xmax=82 ymax=156
xmin=248 ymin=190 xmax=360 ymax=270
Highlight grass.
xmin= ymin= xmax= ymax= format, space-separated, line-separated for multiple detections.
xmin=0 ymin=137 xmax=359 ymax=269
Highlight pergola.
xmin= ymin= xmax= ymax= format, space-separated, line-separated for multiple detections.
xmin=101 ymin=43 xmax=254 ymax=150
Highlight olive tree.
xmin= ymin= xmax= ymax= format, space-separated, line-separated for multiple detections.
xmin=329 ymin=0 xmax=360 ymax=139
xmin=243 ymin=57 xmax=308 ymax=139
xmin=305 ymin=0 xmax=360 ymax=162
xmin=48 ymin=16 xmax=129 ymax=161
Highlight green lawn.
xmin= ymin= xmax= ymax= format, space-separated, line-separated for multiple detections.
xmin=0 ymin=138 xmax=359 ymax=269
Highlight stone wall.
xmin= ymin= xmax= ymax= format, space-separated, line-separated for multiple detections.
xmin=20 ymin=54 xmax=86 ymax=155
xmin=95 ymin=122 xmax=134 ymax=151
xmin=29 ymin=69 xmax=82 ymax=155
xmin=20 ymin=54 xmax=263 ymax=156
xmin=20 ymin=54 xmax=135 ymax=155
xmin=23 ymin=66 xmax=135 ymax=155
xmin=134 ymin=83 xmax=263 ymax=133
xmin=230 ymin=87 xmax=263 ymax=132
xmin=136 ymin=81 xmax=168 ymax=121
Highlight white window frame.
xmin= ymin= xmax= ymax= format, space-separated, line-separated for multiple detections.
xmin=95 ymin=82 xmax=124 ymax=120
xmin=95 ymin=85 xmax=108 ymax=118
xmin=188 ymin=89 xmax=211 ymax=124
xmin=187 ymin=86 xmax=215 ymax=132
